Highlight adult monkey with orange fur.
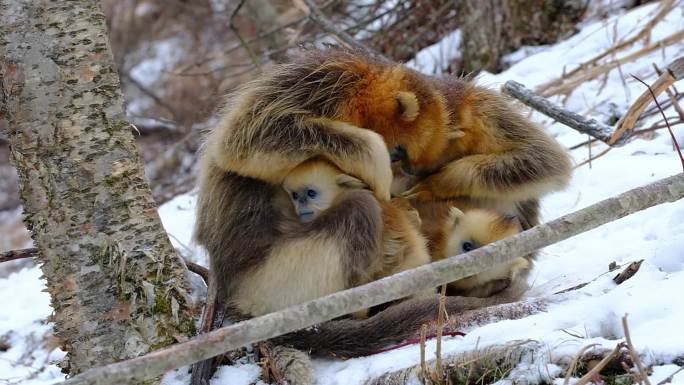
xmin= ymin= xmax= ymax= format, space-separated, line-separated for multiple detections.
xmin=393 ymin=76 xmax=571 ymax=299
xmin=400 ymin=77 xmax=572 ymax=229
xmin=192 ymin=49 xmax=448 ymax=385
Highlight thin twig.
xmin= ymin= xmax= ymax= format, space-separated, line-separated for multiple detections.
xmin=631 ymin=74 xmax=684 ymax=171
xmin=420 ymin=324 xmax=428 ymax=385
xmin=622 ymin=315 xmax=652 ymax=385
xmin=574 ymin=146 xmax=612 ymax=169
xmin=185 ymin=261 xmax=209 ymax=284
xmin=120 ymin=72 xmax=178 ymax=120
xmin=301 ymin=0 xmax=378 ymax=56
xmin=657 ymin=367 xmax=684 ymax=385
xmin=229 ymin=0 xmax=262 ymax=73
xmin=435 ymin=284 xmax=448 ymax=382
xmin=0 ymin=246 xmax=209 ymax=285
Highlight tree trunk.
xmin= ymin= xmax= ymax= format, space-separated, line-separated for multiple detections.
xmin=459 ymin=0 xmax=586 ymax=73
xmin=0 ymin=0 xmax=197 ymax=377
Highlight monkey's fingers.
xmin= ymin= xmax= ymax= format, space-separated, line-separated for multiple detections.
xmin=402 ymin=182 xmax=435 ymax=202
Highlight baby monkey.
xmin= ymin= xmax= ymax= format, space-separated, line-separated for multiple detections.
xmin=281 ymin=158 xmax=432 ymax=317
xmin=282 ymin=159 xmax=368 ymax=222
xmin=442 ymin=207 xmax=529 ymax=298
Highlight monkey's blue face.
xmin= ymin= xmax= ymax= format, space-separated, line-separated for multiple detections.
xmin=290 ymin=187 xmax=322 ymax=222
xmin=461 ymin=240 xmax=478 ymax=253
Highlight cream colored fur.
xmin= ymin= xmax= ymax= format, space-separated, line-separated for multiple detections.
xmin=233 ymin=236 xmax=346 ymax=316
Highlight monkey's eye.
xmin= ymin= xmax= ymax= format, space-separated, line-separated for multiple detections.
xmin=306 ymin=189 xmax=317 ymax=198
xmin=461 ymin=241 xmax=476 ymax=252
xmin=291 ymin=192 xmax=299 ymax=200
xmin=389 ymin=145 xmax=407 ymax=163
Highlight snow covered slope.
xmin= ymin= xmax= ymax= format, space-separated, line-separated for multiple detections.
xmin=2 ymin=2 xmax=684 ymax=385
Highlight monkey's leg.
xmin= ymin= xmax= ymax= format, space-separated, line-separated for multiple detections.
xmin=269 ymin=345 xmax=314 ymax=385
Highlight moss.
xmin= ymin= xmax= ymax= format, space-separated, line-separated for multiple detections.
xmin=149 ymin=335 xmax=176 ymax=351
xmin=153 ymin=294 xmax=170 ymax=314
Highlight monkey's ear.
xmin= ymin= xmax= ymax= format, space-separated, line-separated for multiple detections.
xmin=448 ymin=207 xmax=465 ymax=226
xmin=396 ymin=91 xmax=419 ymax=122
xmin=336 ymin=174 xmax=368 ymax=189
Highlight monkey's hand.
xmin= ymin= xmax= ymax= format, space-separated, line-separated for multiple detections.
xmin=314 ymin=119 xmax=392 ymax=201
xmin=401 ymin=174 xmax=457 ymax=202
xmin=337 ymin=128 xmax=393 ymax=201
xmin=358 ymin=130 xmax=393 ymax=201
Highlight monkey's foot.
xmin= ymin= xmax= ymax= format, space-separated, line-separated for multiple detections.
xmin=270 ymin=345 xmax=314 ymax=385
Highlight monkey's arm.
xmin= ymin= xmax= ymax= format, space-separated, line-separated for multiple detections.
xmin=210 ymin=116 xmax=393 ymax=200
xmin=405 ymin=144 xmax=571 ymax=202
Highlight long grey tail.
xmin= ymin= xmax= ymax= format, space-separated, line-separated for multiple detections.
xmin=271 ymin=294 xmax=510 ymax=358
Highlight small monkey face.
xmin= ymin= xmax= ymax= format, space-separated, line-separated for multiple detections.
xmin=445 ymin=208 xmax=521 ymax=257
xmin=283 ymin=159 xmax=368 ymax=222
xmin=287 ymin=186 xmax=327 ymax=222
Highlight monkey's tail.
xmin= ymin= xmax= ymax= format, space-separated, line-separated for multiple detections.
xmin=271 ymin=294 xmax=512 ymax=358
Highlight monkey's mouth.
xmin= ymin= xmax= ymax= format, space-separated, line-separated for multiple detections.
xmin=298 ymin=211 xmax=315 ymax=221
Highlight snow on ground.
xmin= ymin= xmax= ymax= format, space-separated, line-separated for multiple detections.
xmin=2 ymin=2 xmax=684 ymax=385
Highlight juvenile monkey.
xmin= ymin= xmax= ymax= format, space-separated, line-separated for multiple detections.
xmin=281 ymin=158 xmax=370 ymax=222
xmin=281 ymin=159 xmax=431 ymax=289
xmin=442 ymin=207 xmax=528 ymax=298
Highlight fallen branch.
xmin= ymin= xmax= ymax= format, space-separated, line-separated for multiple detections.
xmin=504 ymin=57 xmax=684 ymax=147
xmin=60 ymin=173 xmax=684 ymax=385
xmin=503 ymin=80 xmax=620 ymax=144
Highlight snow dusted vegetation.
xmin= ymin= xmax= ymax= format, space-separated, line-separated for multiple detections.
xmin=2 ymin=2 xmax=684 ymax=385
